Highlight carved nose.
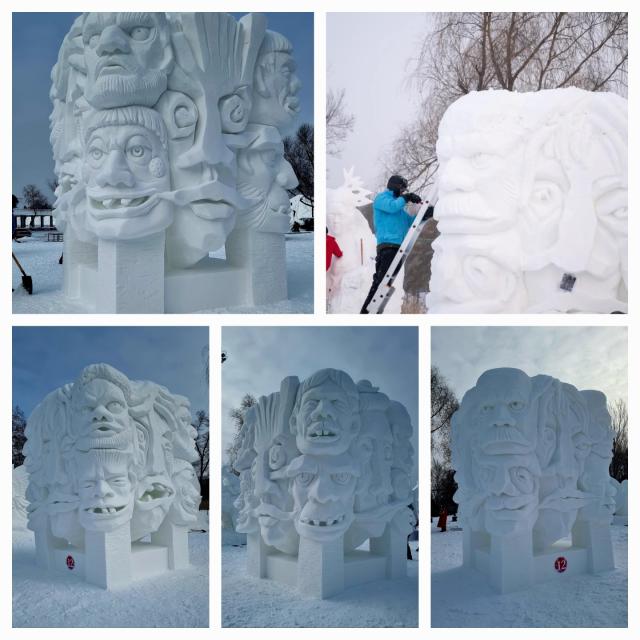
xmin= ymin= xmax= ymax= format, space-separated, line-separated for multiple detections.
xmin=310 ymin=478 xmax=332 ymax=504
xmin=493 ymin=404 xmax=515 ymax=428
xmin=96 ymin=25 xmax=130 ymax=56
xmin=276 ymin=162 xmax=297 ymax=189
xmin=311 ymin=399 xmax=333 ymax=420
xmin=439 ymin=156 xmax=474 ymax=192
xmin=95 ymin=479 xmax=114 ymax=498
xmin=96 ymin=150 xmax=135 ymax=189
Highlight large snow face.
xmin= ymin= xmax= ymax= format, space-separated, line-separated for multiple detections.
xmin=234 ymin=369 xmax=414 ymax=556
xmin=452 ymin=368 xmax=614 ymax=548
xmin=429 ymin=88 xmax=628 ymax=313
xmin=24 ymin=363 xmax=200 ymax=545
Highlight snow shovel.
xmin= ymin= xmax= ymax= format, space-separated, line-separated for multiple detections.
xmin=12 ymin=252 xmax=33 ymax=294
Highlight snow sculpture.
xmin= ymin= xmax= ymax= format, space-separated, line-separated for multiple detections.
xmin=221 ymin=464 xmax=246 ymax=546
xmin=452 ymin=368 xmax=615 ymax=593
xmin=234 ymin=369 xmax=414 ymax=598
xmin=327 ymin=169 xmax=404 ymax=313
xmin=611 ymin=478 xmax=627 ymax=520
xmin=50 ymin=13 xmax=301 ymax=312
xmin=428 ymin=88 xmax=628 ymax=313
xmin=23 ymin=363 xmax=200 ymax=589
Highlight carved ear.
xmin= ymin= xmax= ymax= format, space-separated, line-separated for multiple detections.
xmin=254 ymin=63 xmax=271 ymax=99
xmin=219 ymin=87 xmax=251 ymax=134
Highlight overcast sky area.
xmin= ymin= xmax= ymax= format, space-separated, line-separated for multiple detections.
xmin=13 ymin=326 xmax=208 ymax=416
xmin=432 ymin=326 xmax=627 ymax=407
xmin=221 ymin=326 xmax=419 ymax=473
xmin=12 ymin=12 xmax=314 ymax=200
xmin=327 ymin=13 xmax=431 ymax=191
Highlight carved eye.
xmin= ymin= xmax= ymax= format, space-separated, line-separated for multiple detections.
xmin=88 ymin=34 xmax=100 ymax=48
xmin=331 ymin=472 xmax=352 ymax=485
xmin=110 ymin=477 xmax=128 ymax=487
xmin=510 ymin=466 xmax=534 ymax=493
xmin=130 ymin=26 xmax=151 ymax=41
xmin=470 ymin=153 xmax=491 ymax=170
xmin=83 ymin=482 xmax=95 ymax=489
xmin=107 ymin=401 xmax=123 ymax=413
xmin=482 ymin=404 xmax=494 ymax=412
xmin=89 ymin=148 xmax=104 ymax=161
xmin=129 ymin=145 xmax=145 ymax=158
xmin=530 ymin=180 xmax=563 ymax=219
xmin=296 ymin=472 xmax=314 ymax=486
xmin=509 ymin=400 xmax=525 ymax=411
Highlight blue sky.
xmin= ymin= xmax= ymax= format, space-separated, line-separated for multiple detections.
xmin=12 ymin=12 xmax=314 ymax=200
xmin=221 ymin=326 xmax=419 ymax=474
xmin=432 ymin=326 xmax=627 ymax=406
xmin=13 ymin=326 xmax=209 ymax=416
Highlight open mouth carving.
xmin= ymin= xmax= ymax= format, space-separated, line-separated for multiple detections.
xmin=84 ymin=505 xmax=126 ymax=515
xmin=300 ymin=514 xmax=345 ymax=527
xmin=138 ymin=482 xmax=174 ymax=503
xmin=308 ymin=429 xmax=337 ymax=439
xmin=90 ymin=196 xmax=151 ymax=210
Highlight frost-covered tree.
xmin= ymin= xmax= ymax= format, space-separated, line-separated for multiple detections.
xmin=22 ymin=184 xmax=51 ymax=213
xmin=12 ymin=405 xmax=27 ymax=467
xmin=609 ymin=399 xmax=628 ymax=482
xmin=284 ymin=123 xmax=314 ymax=215
xmin=327 ymin=88 xmax=355 ymax=157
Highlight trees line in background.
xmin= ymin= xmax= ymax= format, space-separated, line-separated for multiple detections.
xmin=430 ymin=366 xmax=629 ymax=517
xmin=388 ymin=12 xmax=628 ymax=192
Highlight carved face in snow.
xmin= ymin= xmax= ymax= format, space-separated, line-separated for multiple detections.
xmin=252 ymin=46 xmax=301 ymax=131
xmin=169 ymin=460 xmax=200 ymax=525
xmin=471 ymin=451 xmax=540 ymax=536
xmin=253 ymin=433 xmax=298 ymax=552
xmin=71 ymin=378 xmax=132 ymax=453
xmin=77 ymin=450 xmax=135 ymax=531
xmin=82 ymin=12 xmax=171 ymax=109
xmin=83 ymin=120 xmax=172 ymax=240
xmin=292 ymin=374 xmax=360 ymax=455
xmin=286 ymin=453 xmax=359 ymax=542
xmin=436 ymin=123 xmax=524 ymax=235
xmin=237 ymin=126 xmax=297 ymax=232
xmin=471 ymin=369 xmax=538 ymax=455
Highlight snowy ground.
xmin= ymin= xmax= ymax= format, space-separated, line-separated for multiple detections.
xmin=12 ymin=231 xmax=313 ymax=314
xmin=222 ymin=543 xmax=419 ymax=627
xmin=431 ymin=519 xmax=628 ymax=628
xmin=12 ymin=527 xmax=209 ymax=627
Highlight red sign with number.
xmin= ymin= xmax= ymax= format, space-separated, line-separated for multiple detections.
xmin=66 ymin=555 xmax=75 ymax=570
xmin=554 ymin=556 xmax=567 ymax=573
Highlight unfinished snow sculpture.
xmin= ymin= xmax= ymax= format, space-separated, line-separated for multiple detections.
xmin=50 ymin=12 xmax=300 ymax=312
xmin=234 ymin=369 xmax=414 ymax=598
xmin=452 ymin=368 xmax=615 ymax=593
xmin=23 ymin=363 xmax=200 ymax=589
xmin=327 ymin=169 xmax=404 ymax=314
xmin=428 ymin=88 xmax=628 ymax=314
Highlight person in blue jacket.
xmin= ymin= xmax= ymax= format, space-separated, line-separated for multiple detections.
xmin=360 ymin=175 xmax=424 ymax=313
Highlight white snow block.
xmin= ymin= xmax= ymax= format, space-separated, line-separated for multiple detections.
xmin=370 ymin=516 xmax=407 ymax=579
xmin=297 ymin=536 xmax=344 ymax=599
xmin=97 ymin=234 xmax=165 ymax=313
xmin=150 ymin=521 xmax=190 ymax=570
xmin=246 ymin=531 xmax=269 ymax=578
xmin=452 ymin=368 xmax=616 ymax=593
xmin=85 ymin=526 xmax=132 ymax=589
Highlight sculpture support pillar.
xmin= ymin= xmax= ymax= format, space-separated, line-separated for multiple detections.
xmin=151 ymin=520 xmax=190 ymax=570
xmin=297 ymin=536 xmax=344 ymax=598
xmin=247 ymin=531 xmax=269 ymax=578
xmin=33 ymin=517 xmax=55 ymax=570
xmin=370 ymin=517 xmax=406 ymax=579
xmin=489 ymin=531 xmax=533 ymax=594
xmin=97 ymin=232 xmax=165 ymax=313
xmin=226 ymin=229 xmax=287 ymax=305
xmin=85 ymin=526 xmax=132 ymax=589
xmin=572 ymin=520 xmax=614 ymax=573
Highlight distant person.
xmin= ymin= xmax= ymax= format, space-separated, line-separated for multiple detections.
xmin=437 ymin=506 xmax=448 ymax=532
xmin=326 ymin=227 xmax=343 ymax=271
xmin=360 ymin=174 xmax=429 ymax=313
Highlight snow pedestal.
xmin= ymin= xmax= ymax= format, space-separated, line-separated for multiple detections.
xmin=24 ymin=363 xmax=202 ymax=590
xmin=452 ymin=368 xmax=615 ymax=593
xmin=50 ymin=12 xmax=302 ymax=313
xmin=235 ymin=369 xmax=415 ymax=599
xmin=97 ymin=234 xmax=165 ymax=313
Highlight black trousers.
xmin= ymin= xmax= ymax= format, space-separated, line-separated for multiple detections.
xmin=360 ymin=244 xmax=400 ymax=313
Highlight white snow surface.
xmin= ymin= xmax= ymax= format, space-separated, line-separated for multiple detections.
xmin=431 ymin=519 xmax=627 ymax=627
xmin=222 ymin=543 xmax=418 ymax=627
xmin=13 ymin=524 xmax=209 ymax=627
xmin=12 ymin=231 xmax=313 ymax=314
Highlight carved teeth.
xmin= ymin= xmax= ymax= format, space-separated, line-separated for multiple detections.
xmin=121 ymin=198 xmax=133 ymax=206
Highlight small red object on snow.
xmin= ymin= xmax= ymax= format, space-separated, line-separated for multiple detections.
xmin=66 ymin=555 xmax=75 ymax=570
xmin=554 ymin=556 xmax=567 ymax=573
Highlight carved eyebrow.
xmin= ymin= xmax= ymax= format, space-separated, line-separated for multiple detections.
xmin=117 ymin=12 xmax=155 ymax=28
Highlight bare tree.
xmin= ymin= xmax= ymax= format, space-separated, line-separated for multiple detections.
xmin=431 ymin=366 xmax=459 ymax=465
xmin=390 ymin=12 xmax=628 ymax=191
xmin=227 ymin=394 xmax=257 ymax=470
xmin=609 ymin=398 xmax=627 ymax=482
xmin=326 ymin=88 xmax=355 ymax=157
xmin=22 ymin=184 xmax=51 ymax=213
xmin=12 ymin=405 xmax=27 ymax=467
xmin=284 ymin=123 xmax=314 ymax=215
xmin=193 ymin=410 xmax=210 ymax=488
